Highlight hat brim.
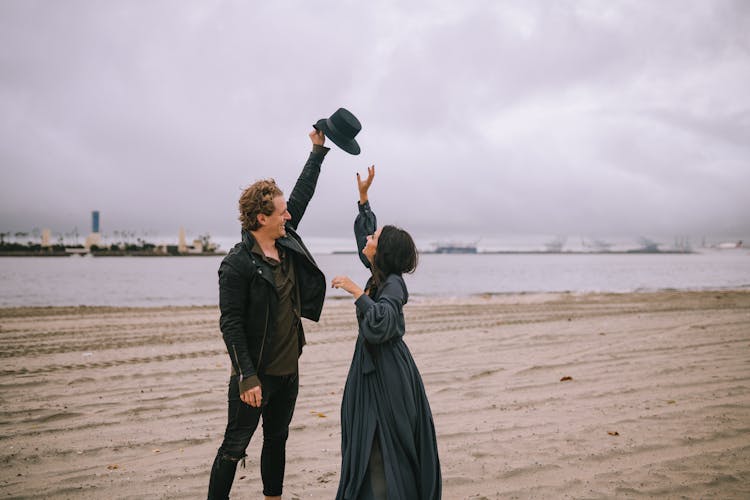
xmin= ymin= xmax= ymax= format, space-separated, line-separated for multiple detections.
xmin=313 ymin=119 xmax=360 ymax=155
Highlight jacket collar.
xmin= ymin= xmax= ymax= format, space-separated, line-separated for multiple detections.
xmin=241 ymin=230 xmax=255 ymax=253
xmin=242 ymin=229 xmax=297 ymax=255
xmin=241 ymin=231 xmax=278 ymax=289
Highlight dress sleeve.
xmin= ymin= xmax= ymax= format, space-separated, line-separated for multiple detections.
xmin=354 ymin=200 xmax=377 ymax=269
xmin=354 ymin=275 xmax=406 ymax=345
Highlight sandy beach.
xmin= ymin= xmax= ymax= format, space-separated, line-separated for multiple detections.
xmin=1 ymin=290 xmax=749 ymax=499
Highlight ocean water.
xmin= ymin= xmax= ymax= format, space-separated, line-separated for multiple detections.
xmin=1 ymin=250 xmax=749 ymax=307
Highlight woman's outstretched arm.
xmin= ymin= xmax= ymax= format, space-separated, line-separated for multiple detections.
xmin=330 ymin=274 xmax=406 ymax=345
xmin=354 ymin=166 xmax=377 ymax=269
xmin=354 ymin=274 xmax=406 ymax=344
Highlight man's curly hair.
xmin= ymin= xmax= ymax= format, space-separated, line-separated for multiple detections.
xmin=238 ymin=179 xmax=284 ymax=232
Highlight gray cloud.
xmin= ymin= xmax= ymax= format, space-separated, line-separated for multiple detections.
xmin=1 ymin=0 xmax=748 ymax=245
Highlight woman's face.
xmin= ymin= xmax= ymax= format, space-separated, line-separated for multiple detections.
xmin=362 ymin=227 xmax=382 ymax=264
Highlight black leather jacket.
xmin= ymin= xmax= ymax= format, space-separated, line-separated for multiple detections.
xmin=218 ymin=149 xmax=327 ymax=387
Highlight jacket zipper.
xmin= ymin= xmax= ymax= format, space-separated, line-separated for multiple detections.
xmin=232 ymin=344 xmax=244 ymax=383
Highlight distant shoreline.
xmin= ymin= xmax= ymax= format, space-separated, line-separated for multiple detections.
xmin=5 ymin=248 xmax=746 ymax=257
xmin=0 ymin=251 xmax=697 ymax=257
xmin=334 ymin=249 xmax=698 ymax=255
xmin=0 ymin=251 xmax=226 ymax=257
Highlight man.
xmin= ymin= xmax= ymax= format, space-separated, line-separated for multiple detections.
xmin=207 ymin=129 xmax=329 ymax=499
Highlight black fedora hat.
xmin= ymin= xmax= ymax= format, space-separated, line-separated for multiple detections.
xmin=313 ymin=107 xmax=361 ymax=155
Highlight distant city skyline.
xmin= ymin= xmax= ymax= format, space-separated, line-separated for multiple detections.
xmin=1 ymin=214 xmax=743 ymax=256
xmin=1 ymin=1 xmax=749 ymax=242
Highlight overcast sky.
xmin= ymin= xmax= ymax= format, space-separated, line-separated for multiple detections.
xmin=1 ymin=0 xmax=748 ymax=245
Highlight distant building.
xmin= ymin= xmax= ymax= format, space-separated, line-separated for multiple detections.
xmin=41 ymin=228 xmax=51 ymax=248
xmin=188 ymin=239 xmax=204 ymax=254
xmin=85 ymin=210 xmax=102 ymax=250
xmin=178 ymin=227 xmax=188 ymax=253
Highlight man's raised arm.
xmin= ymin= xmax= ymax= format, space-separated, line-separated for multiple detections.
xmin=286 ymin=129 xmax=329 ymax=230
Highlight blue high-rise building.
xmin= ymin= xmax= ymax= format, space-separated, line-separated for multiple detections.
xmin=92 ymin=211 xmax=100 ymax=233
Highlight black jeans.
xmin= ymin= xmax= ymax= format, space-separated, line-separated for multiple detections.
xmin=207 ymin=373 xmax=299 ymax=499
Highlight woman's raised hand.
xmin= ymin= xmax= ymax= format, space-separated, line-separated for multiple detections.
xmin=357 ymin=165 xmax=375 ymax=205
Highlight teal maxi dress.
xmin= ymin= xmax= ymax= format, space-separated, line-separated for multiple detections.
xmin=335 ymin=201 xmax=441 ymax=500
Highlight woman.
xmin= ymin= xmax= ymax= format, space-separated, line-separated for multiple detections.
xmin=331 ymin=166 xmax=441 ymax=500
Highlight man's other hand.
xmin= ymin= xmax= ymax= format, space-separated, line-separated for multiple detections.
xmin=240 ymin=385 xmax=263 ymax=407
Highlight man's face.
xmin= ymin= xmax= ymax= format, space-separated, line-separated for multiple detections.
xmin=258 ymin=196 xmax=291 ymax=239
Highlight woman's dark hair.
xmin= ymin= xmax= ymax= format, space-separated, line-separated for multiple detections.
xmin=369 ymin=225 xmax=418 ymax=296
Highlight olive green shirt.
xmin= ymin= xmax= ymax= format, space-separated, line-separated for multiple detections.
xmin=251 ymin=241 xmax=300 ymax=377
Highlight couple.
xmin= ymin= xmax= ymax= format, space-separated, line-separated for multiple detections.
xmin=207 ymin=121 xmax=441 ymax=499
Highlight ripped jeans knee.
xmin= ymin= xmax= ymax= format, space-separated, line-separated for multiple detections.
xmin=218 ymin=450 xmax=247 ymax=468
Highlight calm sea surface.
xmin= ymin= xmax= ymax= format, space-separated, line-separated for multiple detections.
xmin=1 ymin=251 xmax=749 ymax=307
